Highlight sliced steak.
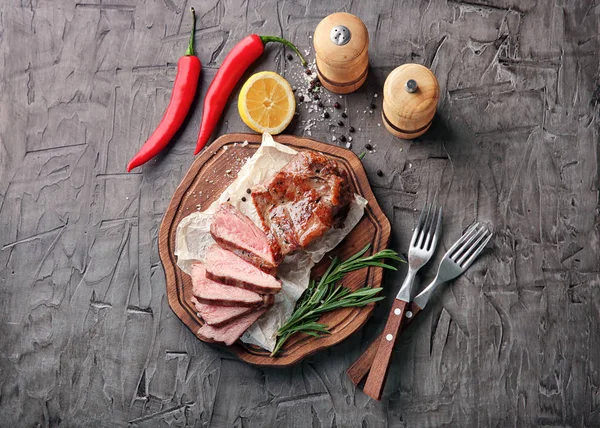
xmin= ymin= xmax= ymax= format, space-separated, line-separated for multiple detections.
xmin=197 ymin=307 xmax=269 ymax=346
xmin=210 ymin=202 xmax=281 ymax=273
xmin=252 ymin=151 xmax=353 ymax=255
xmin=204 ymin=245 xmax=282 ymax=294
xmin=190 ymin=296 xmax=254 ymax=327
xmin=190 ymin=263 xmax=263 ymax=307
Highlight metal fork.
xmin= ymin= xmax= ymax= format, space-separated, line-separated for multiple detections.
xmin=413 ymin=222 xmax=492 ymax=310
xmin=347 ymin=221 xmax=493 ymax=389
xmin=362 ymin=202 xmax=442 ymax=400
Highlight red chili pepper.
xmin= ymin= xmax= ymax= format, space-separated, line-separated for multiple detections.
xmin=127 ymin=8 xmax=201 ymax=172
xmin=194 ymin=35 xmax=307 ymax=155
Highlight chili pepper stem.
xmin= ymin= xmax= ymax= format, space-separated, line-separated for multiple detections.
xmin=185 ymin=8 xmax=197 ymax=56
xmin=260 ymin=35 xmax=307 ymax=66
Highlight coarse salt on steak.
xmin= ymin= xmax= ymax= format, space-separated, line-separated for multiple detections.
xmin=204 ymin=245 xmax=282 ymax=294
xmin=210 ymin=202 xmax=281 ymax=273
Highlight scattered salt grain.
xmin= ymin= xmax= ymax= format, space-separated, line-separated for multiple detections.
xmin=348 ymin=136 xmax=353 ymax=142
xmin=345 ymin=142 xmax=352 ymax=149
xmin=241 ymin=141 xmax=248 ymax=147
xmin=225 ymin=169 xmax=231 ymax=174
xmin=377 ymin=123 xmax=381 ymax=127
xmin=332 ymin=136 xmax=337 ymax=141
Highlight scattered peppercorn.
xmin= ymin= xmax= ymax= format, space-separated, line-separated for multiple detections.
xmin=365 ymin=143 xmax=373 ymax=150
xmin=227 ymin=197 xmax=230 ymax=202
xmin=287 ymin=53 xmax=293 ymax=61
xmin=298 ymin=95 xmax=304 ymax=102
xmin=246 ymin=188 xmax=251 ymax=194
xmin=313 ymin=93 xmax=319 ymax=100
xmin=370 ymin=103 xmax=376 ymax=110
xmin=337 ymin=120 xmax=344 ymax=127
xmin=309 ymin=80 xmax=316 ymax=88
xmin=317 ymin=101 xmax=323 ymax=108
xmin=334 ymin=102 xmax=341 ymax=109
xmin=376 ymin=170 xmax=383 ymax=177
xmin=323 ymin=111 xmax=330 ymax=119
xmin=241 ymin=196 xmax=247 ymax=202
xmin=292 ymin=88 xmax=297 ymax=93
xmin=305 ymin=69 xmax=312 ymax=75
xmin=341 ymin=112 xmax=347 ymax=118
xmin=340 ymin=135 xmax=347 ymax=142
xmin=349 ymin=126 xmax=355 ymax=133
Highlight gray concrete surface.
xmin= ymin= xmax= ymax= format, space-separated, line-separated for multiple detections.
xmin=1 ymin=0 xmax=599 ymax=426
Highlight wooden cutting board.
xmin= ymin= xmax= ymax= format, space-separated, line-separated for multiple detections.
xmin=158 ymin=133 xmax=391 ymax=366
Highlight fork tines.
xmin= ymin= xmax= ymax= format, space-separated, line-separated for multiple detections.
xmin=412 ymin=202 xmax=443 ymax=252
xmin=448 ymin=222 xmax=492 ymax=268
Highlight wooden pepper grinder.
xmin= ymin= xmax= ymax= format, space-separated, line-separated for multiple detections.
xmin=313 ymin=12 xmax=369 ymax=94
xmin=382 ymin=64 xmax=439 ymax=139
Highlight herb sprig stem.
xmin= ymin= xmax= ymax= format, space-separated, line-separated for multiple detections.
xmin=271 ymin=244 xmax=403 ymax=356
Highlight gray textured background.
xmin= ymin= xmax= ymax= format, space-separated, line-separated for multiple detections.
xmin=1 ymin=0 xmax=599 ymax=427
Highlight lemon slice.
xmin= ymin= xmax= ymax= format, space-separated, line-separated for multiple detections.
xmin=238 ymin=71 xmax=296 ymax=135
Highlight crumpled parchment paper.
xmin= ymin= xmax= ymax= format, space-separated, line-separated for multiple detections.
xmin=175 ymin=133 xmax=367 ymax=351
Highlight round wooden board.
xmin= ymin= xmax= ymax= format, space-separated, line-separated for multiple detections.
xmin=158 ymin=133 xmax=391 ymax=366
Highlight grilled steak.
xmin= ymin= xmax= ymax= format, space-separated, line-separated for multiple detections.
xmin=204 ymin=245 xmax=282 ymax=294
xmin=190 ymin=263 xmax=264 ymax=307
xmin=197 ymin=307 xmax=269 ymax=346
xmin=251 ymin=151 xmax=353 ymax=255
xmin=191 ymin=293 xmax=274 ymax=327
xmin=210 ymin=202 xmax=281 ymax=273
xmin=190 ymin=296 xmax=254 ymax=327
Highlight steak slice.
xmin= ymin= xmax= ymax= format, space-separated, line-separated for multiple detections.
xmin=204 ymin=245 xmax=282 ymax=294
xmin=210 ymin=202 xmax=281 ymax=273
xmin=190 ymin=296 xmax=254 ymax=327
xmin=197 ymin=307 xmax=269 ymax=346
xmin=252 ymin=151 xmax=353 ymax=255
xmin=191 ymin=293 xmax=274 ymax=327
xmin=190 ymin=263 xmax=263 ymax=307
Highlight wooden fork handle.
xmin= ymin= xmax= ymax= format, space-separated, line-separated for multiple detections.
xmin=347 ymin=301 xmax=421 ymax=387
xmin=361 ymin=299 xmax=411 ymax=400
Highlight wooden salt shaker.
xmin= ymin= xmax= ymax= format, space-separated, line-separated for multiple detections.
xmin=382 ymin=64 xmax=439 ymax=139
xmin=313 ymin=12 xmax=369 ymax=94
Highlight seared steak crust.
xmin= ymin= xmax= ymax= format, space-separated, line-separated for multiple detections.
xmin=251 ymin=151 xmax=353 ymax=255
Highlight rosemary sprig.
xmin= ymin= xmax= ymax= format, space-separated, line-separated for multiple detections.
xmin=271 ymin=244 xmax=404 ymax=356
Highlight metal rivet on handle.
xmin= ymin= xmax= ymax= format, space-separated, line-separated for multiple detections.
xmin=405 ymin=79 xmax=418 ymax=93
xmin=386 ymin=334 xmax=393 ymax=341
xmin=394 ymin=308 xmax=401 ymax=315
xmin=330 ymin=25 xmax=351 ymax=46
xmin=406 ymin=311 xmax=413 ymax=318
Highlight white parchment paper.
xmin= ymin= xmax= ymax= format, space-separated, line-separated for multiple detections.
xmin=175 ymin=133 xmax=367 ymax=351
